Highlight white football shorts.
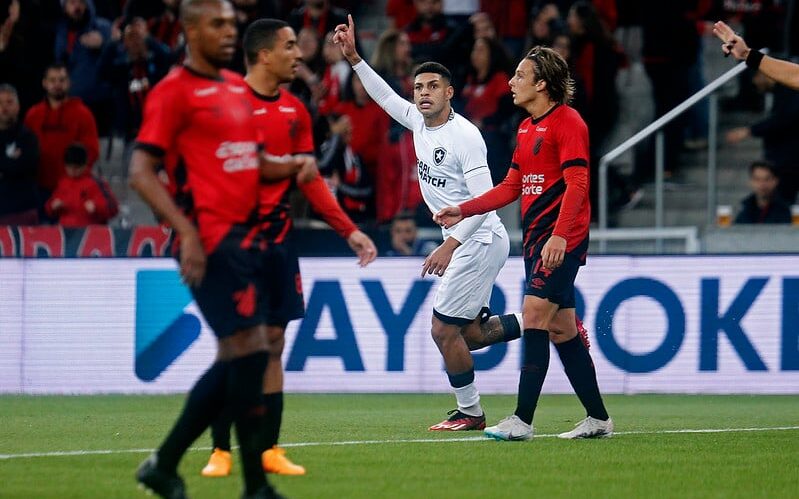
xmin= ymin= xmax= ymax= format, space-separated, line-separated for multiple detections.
xmin=433 ymin=226 xmax=509 ymax=325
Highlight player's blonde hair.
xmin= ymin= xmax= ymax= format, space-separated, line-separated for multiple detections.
xmin=525 ymin=46 xmax=575 ymax=105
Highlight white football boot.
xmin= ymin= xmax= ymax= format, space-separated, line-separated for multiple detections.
xmin=558 ymin=416 xmax=614 ymax=439
xmin=484 ymin=415 xmax=533 ymax=441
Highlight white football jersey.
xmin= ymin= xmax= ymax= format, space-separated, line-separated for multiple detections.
xmin=353 ymin=61 xmax=504 ymax=244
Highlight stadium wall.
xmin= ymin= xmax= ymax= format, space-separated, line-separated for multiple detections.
xmin=1 ymin=256 xmax=798 ymax=394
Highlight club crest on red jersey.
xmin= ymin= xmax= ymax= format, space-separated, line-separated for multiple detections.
xmin=533 ymin=137 xmax=544 ymax=155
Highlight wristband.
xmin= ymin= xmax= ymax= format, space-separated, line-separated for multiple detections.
xmin=746 ymin=49 xmax=764 ymax=70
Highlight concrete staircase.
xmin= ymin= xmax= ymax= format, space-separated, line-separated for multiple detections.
xmin=606 ymin=30 xmax=766 ymax=232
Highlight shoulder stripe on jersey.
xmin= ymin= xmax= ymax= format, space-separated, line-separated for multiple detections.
xmin=510 ymin=162 xmax=520 ymax=170
xmin=463 ymin=165 xmax=489 ymax=175
xmin=133 ymin=142 xmax=165 ymax=157
xmin=561 ymin=158 xmax=588 ymax=170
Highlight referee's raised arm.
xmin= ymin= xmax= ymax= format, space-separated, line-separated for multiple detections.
xmin=714 ymin=20 xmax=799 ymax=91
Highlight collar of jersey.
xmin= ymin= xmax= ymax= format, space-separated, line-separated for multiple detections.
xmin=531 ymin=103 xmax=560 ymax=124
xmin=182 ymin=64 xmax=224 ymax=82
xmin=249 ymin=86 xmax=281 ymax=102
xmin=425 ymin=108 xmax=455 ymax=131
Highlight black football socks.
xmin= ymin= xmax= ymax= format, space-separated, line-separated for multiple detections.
xmin=514 ymin=329 xmax=550 ymax=425
xmin=262 ymin=392 xmax=284 ymax=449
xmin=556 ymin=335 xmax=609 ymax=421
xmin=157 ymin=360 xmax=229 ymax=472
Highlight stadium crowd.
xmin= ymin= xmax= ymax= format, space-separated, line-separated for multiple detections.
xmin=1 ymin=0 xmax=797 ymax=235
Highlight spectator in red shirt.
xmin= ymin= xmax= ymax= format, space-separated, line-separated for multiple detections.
xmin=316 ymin=30 xmax=352 ymax=116
xmin=480 ymin=0 xmax=528 ymax=57
xmin=386 ymin=0 xmax=417 ymax=29
xmin=461 ymin=36 xmax=513 ymax=184
xmin=24 ymin=63 xmax=99 ymax=195
xmin=332 ymin=72 xmax=389 ymax=175
xmin=369 ymin=28 xmax=422 ymax=223
xmin=46 ymin=143 xmax=118 ymax=226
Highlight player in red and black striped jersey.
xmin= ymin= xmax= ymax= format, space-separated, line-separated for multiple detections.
xmin=198 ymin=18 xmax=378 ymax=479
xmin=129 ymin=2 xmax=298 ymax=498
xmin=436 ymin=47 xmax=612 ymax=441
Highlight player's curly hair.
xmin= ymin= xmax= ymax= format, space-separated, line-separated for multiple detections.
xmin=525 ymin=46 xmax=575 ymax=105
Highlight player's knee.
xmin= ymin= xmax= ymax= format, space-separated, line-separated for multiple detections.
xmin=430 ymin=320 xmax=456 ymax=345
xmin=218 ymin=325 xmax=270 ymax=360
xmin=522 ymin=310 xmax=551 ymax=330
xmin=547 ymin=316 xmax=577 ymax=343
xmin=268 ymin=336 xmax=285 ymax=357
xmin=266 ymin=326 xmax=286 ymax=356
xmin=548 ymin=328 xmax=575 ymax=344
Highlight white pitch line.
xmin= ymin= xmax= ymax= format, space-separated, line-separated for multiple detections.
xmin=1 ymin=426 xmax=797 ymax=461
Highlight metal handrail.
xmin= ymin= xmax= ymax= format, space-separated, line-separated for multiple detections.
xmin=597 ymin=57 xmax=753 ymax=252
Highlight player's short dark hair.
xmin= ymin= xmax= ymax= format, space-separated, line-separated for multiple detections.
xmin=749 ymin=160 xmax=778 ymax=177
xmin=64 ymin=143 xmax=88 ymax=166
xmin=525 ymin=46 xmax=574 ymax=104
xmin=180 ymin=0 xmax=228 ymax=26
xmin=413 ymin=62 xmax=452 ymax=84
xmin=243 ymin=18 xmax=290 ymax=66
xmin=44 ymin=62 xmax=68 ymax=77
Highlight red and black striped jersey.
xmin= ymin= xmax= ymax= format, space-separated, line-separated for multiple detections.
xmin=247 ymin=87 xmax=357 ymax=244
xmin=460 ymin=104 xmax=590 ymax=259
xmin=135 ymin=66 xmax=260 ymax=254
xmin=513 ymin=105 xmax=590 ymax=257
xmin=247 ymin=88 xmax=313 ymax=244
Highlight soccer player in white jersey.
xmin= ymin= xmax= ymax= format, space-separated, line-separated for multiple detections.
xmin=334 ymin=15 xmax=519 ymax=431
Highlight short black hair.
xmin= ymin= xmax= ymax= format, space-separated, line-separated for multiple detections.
xmin=44 ymin=62 xmax=68 ymax=77
xmin=180 ymin=0 xmax=228 ymax=26
xmin=243 ymin=18 xmax=290 ymax=66
xmin=749 ymin=160 xmax=778 ymax=176
xmin=413 ymin=61 xmax=452 ymax=83
xmin=64 ymin=143 xmax=88 ymax=166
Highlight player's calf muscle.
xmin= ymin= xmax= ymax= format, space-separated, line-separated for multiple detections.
xmin=463 ymin=317 xmax=505 ymax=350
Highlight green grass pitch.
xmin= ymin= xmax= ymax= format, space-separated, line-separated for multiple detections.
xmin=1 ymin=394 xmax=797 ymax=498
